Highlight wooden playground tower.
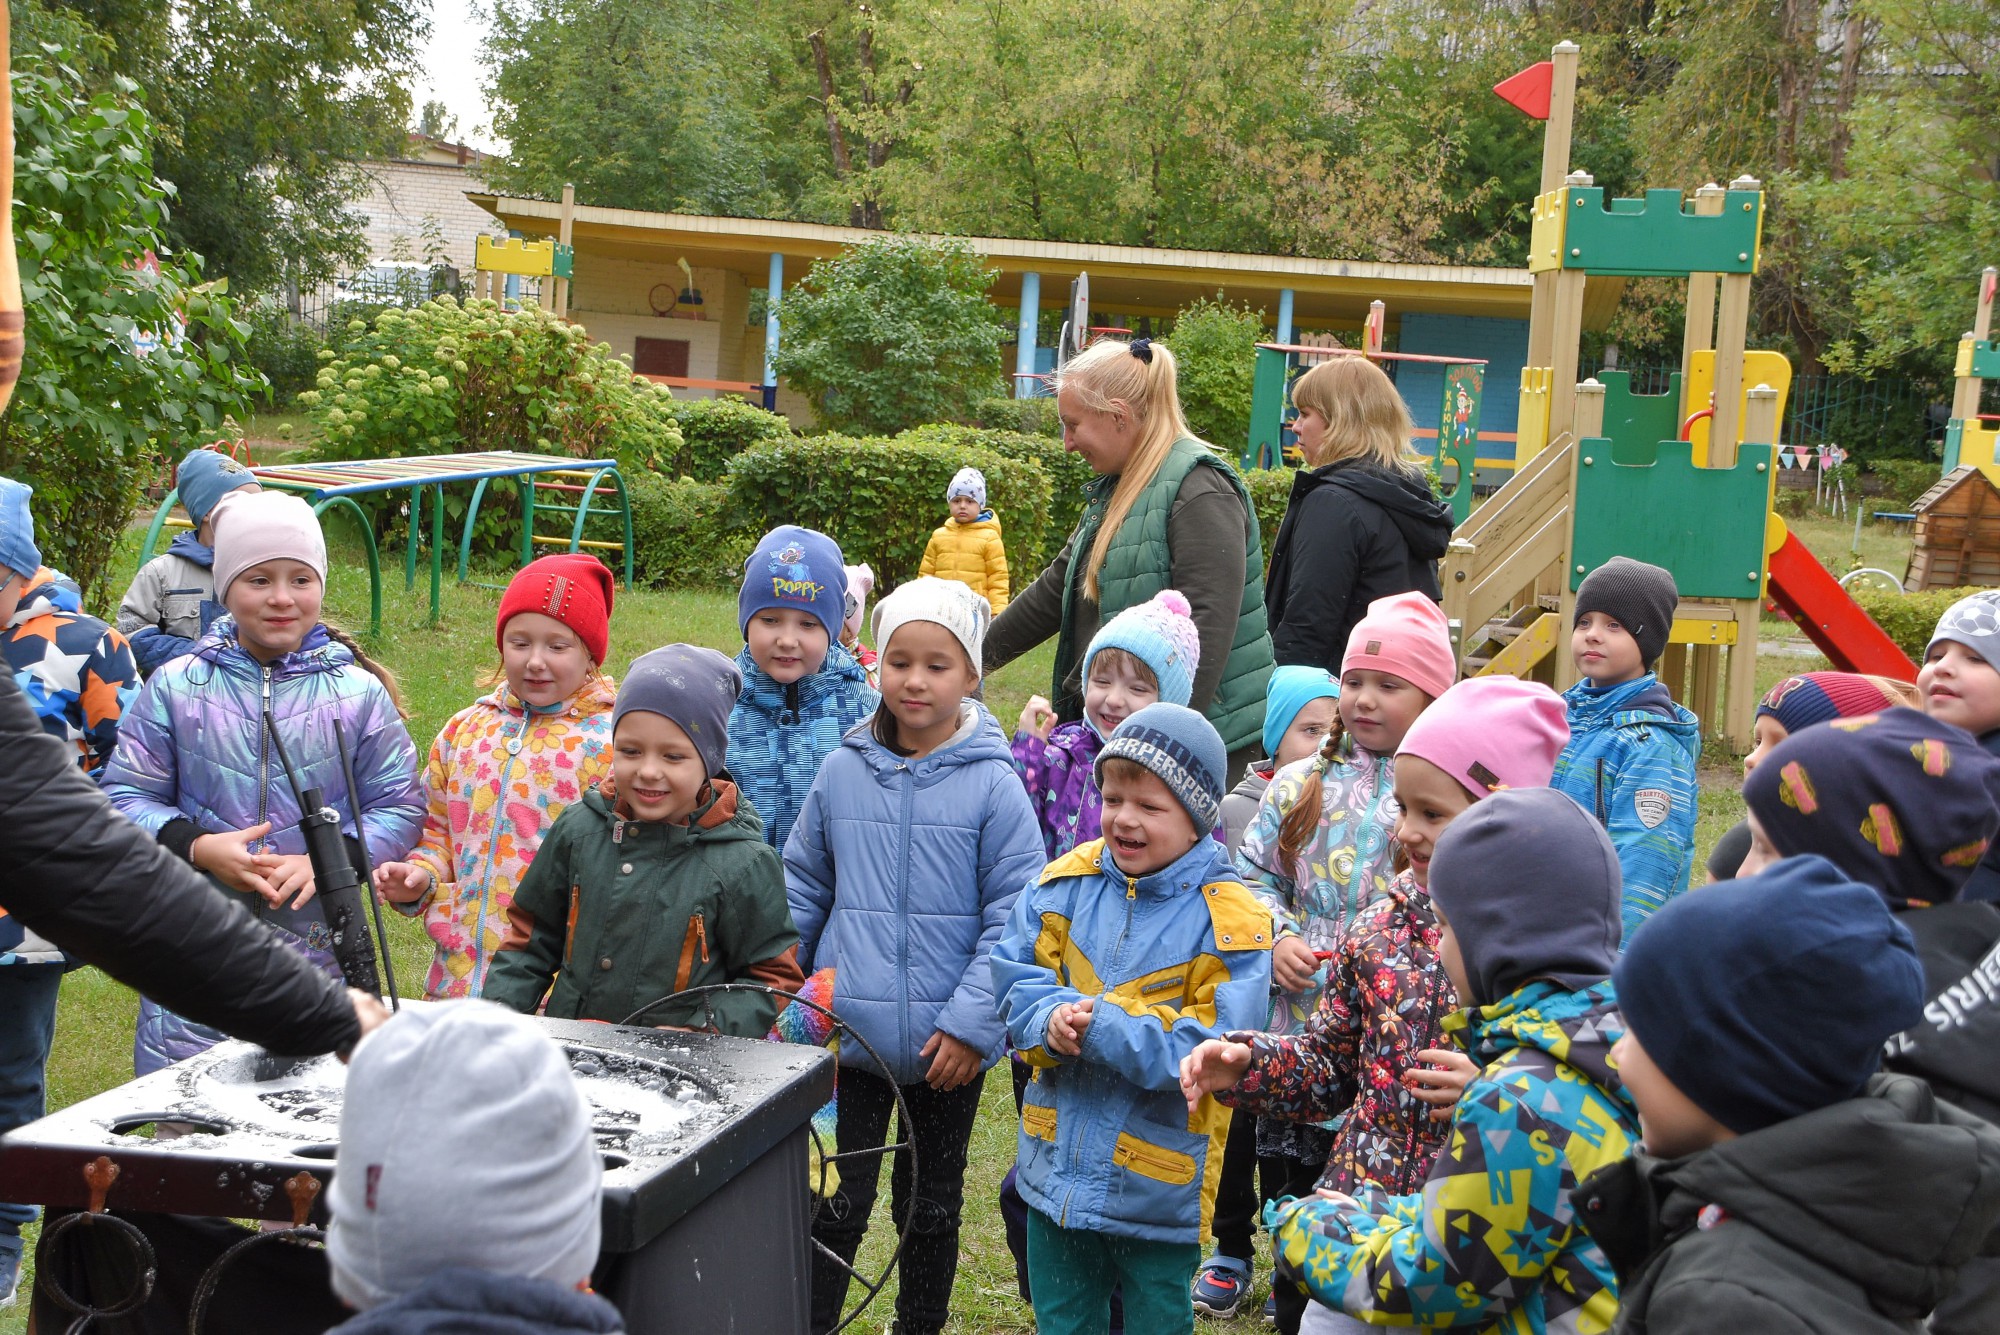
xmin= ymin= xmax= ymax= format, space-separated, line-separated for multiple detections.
xmin=1443 ymin=41 xmax=1791 ymax=748
xmin=1941 ymin=267 xmax=2000 ymax=484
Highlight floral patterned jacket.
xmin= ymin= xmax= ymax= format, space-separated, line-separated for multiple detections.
xmin=1218 ymin=870 xmax=1455 ymax=1197
xmin=400 ymin=677 xmax=616 ymax=999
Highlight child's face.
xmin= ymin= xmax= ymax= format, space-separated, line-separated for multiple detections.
xmin=1737 ymin=809 xmax=1782 ymax=878
xmin=501 ymin=611 xmax=594 ymax=708
xmin=1610 ymin=1030 xmax=1736 ymax=1158
xmin=1083 ymin=653 xmax=1159 ymax=737
xmin=1338 ymin=669 xmax=1428 ymax=755
xmin=1572 ymin=612 xmax=1646 ymax=685
xmin=1435 ymin=909 xmax=1473 ymax=1005
xmin=949 ymin=495 xmax=981 ymax=523
xmin=1100 ymin=766 xmax=1201 ymax=877
xmin=1742 ymin=714 xmax=1788 ymax=778
xmin=1920 ymin=640 xmax=2000 ymax=736
xmin=1272 ymin=696 xmax=1339 ymax=769
xmin=1392 ymin=755 xmax=1475 ymax=888
xmin=746 ymin=608 xmax=830 ymax=685
xmin=612 ymin=711 xmax=709 ymax=824
xmin=226 ymin=559 xmax=323 ymax=661
xmin=880 ymin=621 xmax=978 ymax=751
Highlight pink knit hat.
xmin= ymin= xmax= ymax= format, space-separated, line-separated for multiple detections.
xmin=1397 ymin=675 xmax=1569 ymax=799
xmin=1342 ymin=592 xmax=1455 ymax=700
xmin=211 ymin=490 xmax=327 ymax=596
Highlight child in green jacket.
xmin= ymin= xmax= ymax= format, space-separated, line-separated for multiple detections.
xmin=484 ymin=643 xmax=804 ymax=1036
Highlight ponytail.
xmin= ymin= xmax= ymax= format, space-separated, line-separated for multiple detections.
xmin=324 ymin=620 xmax=409 ymax=720
xmin=1275 ymin=717 xmax=1348 ymax=866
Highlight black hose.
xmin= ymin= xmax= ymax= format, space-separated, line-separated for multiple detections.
xmin=334 ymin=718 xmax=400 ymax=1010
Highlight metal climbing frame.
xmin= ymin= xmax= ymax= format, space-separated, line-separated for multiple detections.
xmin=134 ymin=450 xmax=632 ymax=634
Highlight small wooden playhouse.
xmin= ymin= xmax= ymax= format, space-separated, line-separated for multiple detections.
xmin=1906 ymin=466 xmax=2000 ymax=592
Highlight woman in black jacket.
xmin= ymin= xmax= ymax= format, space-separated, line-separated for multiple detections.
xmin=1263 ymin=355 xmax=1453 ymax=672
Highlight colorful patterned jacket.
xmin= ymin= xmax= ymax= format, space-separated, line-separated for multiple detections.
xmin=1219 ymin=869 xmax=1454 ymax=1198
xmin=1011 ymin=719 xmax=1103 ymax=861
xmin=725 ymin=642 xmax=878 ymax=854
xmin=398 ymin=677 xmax=616 ymax=999
xmin=3 ymin=566 xmax=138 ymax=776
xmin=992 ymin=835 xmax=1274 ymax=1245
xmin=1552 ymin=674 xmax=1700 ymax=939
xmin=1233 ymin=737 xmax=1402 ymax=1035
xmin=1269 ymin=979 xmax=1639 ymax=1334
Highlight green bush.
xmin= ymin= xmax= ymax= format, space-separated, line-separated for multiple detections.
xmin=1168 ymin=294 xmax=1264 ymax=454
xmin=1852 ymin=585 xmax=1977 ymax=662
xmin=664 ymin=396 xmax=794 ymax=482
xmin=893 ymin=423 xmax=1091 ymax=573
xmin=628 ymin=472 xmax=751 ymax=589
xmin=974 ymin=395 xmax=1061 ymax=439
xmin=1867 ymin=459 xmax=1940 ymax=510
xmin=1244 ymin=467 xmax=1294 ymax=570
xmin=727 ymin=436 xmax=1048 ymax=587
xmin=242 ymin=303 xmax=325 ymax=407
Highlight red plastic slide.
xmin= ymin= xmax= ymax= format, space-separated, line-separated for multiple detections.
xmin=1764 ymin=531 xmax=1919 ymax=679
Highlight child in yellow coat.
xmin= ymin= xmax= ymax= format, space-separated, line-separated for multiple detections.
xmin=921 ymin=466 xmax=1009 ymax=615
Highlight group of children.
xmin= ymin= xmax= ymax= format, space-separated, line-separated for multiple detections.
xmin=15 ymin=435 xmax=2000 ymax=1335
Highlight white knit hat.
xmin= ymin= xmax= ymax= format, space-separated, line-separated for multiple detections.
xmin=946 ymin=467 xmax=987 ymax=507
xmin=872 ymin=576 xmax=991 ymax=677
xmin=326 ymin=1001 xmax=602 ymax=1309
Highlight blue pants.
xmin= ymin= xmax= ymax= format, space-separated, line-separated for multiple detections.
xmin=0 ymin=966 xmax=63 ymax=1274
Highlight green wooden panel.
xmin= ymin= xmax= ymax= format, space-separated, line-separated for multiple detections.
xmin=1595 ymin=371 xmax=1682 ymax=462
xmin=1245 ymin=345 xmax=1290 ymax=470
xmin=1946 ymin=420 xmax=1966 ymax=474
xmin=1438 ymin=363 xmax=1484 ymax=524
xmin=1560 ymin=188 xmax=1762 ymax=278
xmin=1969 ymin=339 xmax=2000 ymax=380
xmin=552 ymin=243 xmax=575 ymax=279
xmin=1571 ymin=439 xmax=1773 ymax=600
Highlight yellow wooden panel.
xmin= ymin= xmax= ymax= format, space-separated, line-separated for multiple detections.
xmin=1669 ymin=616 xmax=1738 ymax=645
xmin=1685 ymin=349 xmax=1793 ymax=462
xmin=1479 ymin=611 xmax=1560 ymax=678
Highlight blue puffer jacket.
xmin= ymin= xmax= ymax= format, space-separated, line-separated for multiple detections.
xmin=991 ymin=836 xmax=1274 ymax=1244
xmin=727 ymin=643 xmax=879 ymax=853
xmin=784 ymin=703 xmax=1044 ymax=1085
xmin=102 ymin=617 xmax=423 ymax=1071
xmin=1551 ymin=673 xmax=1701 ymax=941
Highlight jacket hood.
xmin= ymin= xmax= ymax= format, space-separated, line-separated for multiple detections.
xmin=165 ymin=531 xmax=216 ymax=565
xmin=1230 ymin=766 xmax=1273 ymax=802
xmin=735 ymin=640 xmax=870 ymax=712
xmin=952 ymin=510 xmax=1002 ymax=532
xmin=1309 ymin=460 xmax=1453 ymax=561
xmin=1656 ymin=1073 xmax=2000 ymax=1316
xmin=188 ymin=614 xmax=353 ymax=680
xmin=1445 ymin=978 xmax=1629 ymax=1099
xmin=1565 ymin=675 xmax=1699 ymax=740
xmin=581 ymin=775 xmax=764 ymax=844
xmin=844 ymin=700 xmax=1012 ymax=782
xmin=334 ymin=1266 xmax=624 ymax=1335
xmin=8 ymin=566 xmax=82 ymax=628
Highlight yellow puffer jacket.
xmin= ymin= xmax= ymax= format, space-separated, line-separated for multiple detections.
xmin=920 ymin=510 xmax=1010 ymax=613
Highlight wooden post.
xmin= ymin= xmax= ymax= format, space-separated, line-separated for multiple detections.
xmin=1679 ymin=183 xmax=1726 ymax=416
xmin=1525 ymin=42 xmax=1582 ymax=375
xmin=1953 ymin=267 xmax=1998 ymax=422
xmin=1575 ymin=376 xmax=1606 ymax=440
xmin=1545 ymin=172 xmax=1595 ymax=450
xmin=1706 ymin=176 xmax=1761 ymax=467
xmin=553 ymin=182 xmax=576 ymax=319
xmin=1717 ymin=381 xmax=1782 ymax=749
xmin=0 ymin=0 xmax=21 ymax=420
xmin=1364 ymin=300 xmax=1385 ymax=354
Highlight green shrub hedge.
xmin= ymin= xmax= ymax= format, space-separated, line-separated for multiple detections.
xmin=628 ymin=471 xmax=752 ymax=590
xmin=1244 ymin=467 xmax=1292 ymax=567
xmin=727 ymin=435 xmax=1048 ymax=588
xmin=1852 ymin=584 xmax=1979 ymax=662
xmin=664 ymin=397 xmax=794 ymax=483
xmin=974 ymin=396 xmax=1062 ymax=439
xmin=1867 ymin=459 xmax=1941 ymax=510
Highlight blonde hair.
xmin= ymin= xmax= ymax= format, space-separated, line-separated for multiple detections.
xmin=1289 ymin=356 xmax=1422 ymax=475
xmin=1054 ymin=340 xmax=1199 ymax=602
xmin=1863 ymin=674 xmax=1921 ymax=709
xmin=323 ymin=621 xmax=410 ymax=720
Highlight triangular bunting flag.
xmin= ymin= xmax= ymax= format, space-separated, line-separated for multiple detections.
xmin=1493 ymin=61 xmax=1555 ymax=119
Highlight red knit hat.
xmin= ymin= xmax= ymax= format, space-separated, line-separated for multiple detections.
xmin=496 ymin=554 xmax=614 ymax=665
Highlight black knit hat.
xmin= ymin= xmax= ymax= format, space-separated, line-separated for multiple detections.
xmin=1574 ymin=556 xmax=1679 ymax=667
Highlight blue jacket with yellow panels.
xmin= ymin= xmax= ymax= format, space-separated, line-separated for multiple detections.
xmin=991 ymin=834 xmax=1275 ymax=1246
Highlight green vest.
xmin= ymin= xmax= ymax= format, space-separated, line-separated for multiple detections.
xmin=1054 ymin=437 xmax=1274 ymax=753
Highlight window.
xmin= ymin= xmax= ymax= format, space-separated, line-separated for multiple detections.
xmin=633 ymin=337 xmax=690 ymax=378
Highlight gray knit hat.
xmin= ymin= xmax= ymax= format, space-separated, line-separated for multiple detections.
xmin=1094 ymin=702 xmax=1228 ymax=838
xmin=1574 ymin=556 xmax=1679 ymax=667
xmin=1927 ymin=590 xmax=2000 ymax=669
xmin=613 ymin=643 xmax=742 ymax=777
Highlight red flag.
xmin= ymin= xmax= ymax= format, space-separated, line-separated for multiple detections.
xmin=1494 ymin=61 xmax=1555 ymax=119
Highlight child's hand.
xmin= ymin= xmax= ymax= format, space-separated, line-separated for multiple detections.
xmin=1271 ymin=936 xmax=1321 ymax=993
xmin=372 ymin=861 xmax=433 ymax=904
xmin=266 ymin=854 xmax=319 ymax=909
xmin=1179 ymin=1038 xmax=1252 ymax=1114
xmin=1403 ymin=1048 xmax=1479 ymax=1121
xmin=190 ymin=822 xmax=282 ymax=899
xmin=338 ymin=988 xmax=391 ymax=1062
xmin=1313 ymin=1187 xmax=1361 ymax=1210
xmin=920 ymin=1031 xmax=982 ymax=1091
xmin=1018 ymin=695 xmax=1057 ymax=741
xmin=1046 ymin=997 xmax=1094 ymax=1057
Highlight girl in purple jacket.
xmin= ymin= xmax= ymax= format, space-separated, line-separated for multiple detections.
xmin=103 ymin=493 xmax=423 ymax=1073
xmin=1011 ymin=589 xmax=1200 ymax=859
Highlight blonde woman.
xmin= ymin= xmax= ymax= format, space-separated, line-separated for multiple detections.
xmin=985 ymin=338 xmax=1275 ymax=781
xmin=1264 ymin=356 xmax=1452 ymax=672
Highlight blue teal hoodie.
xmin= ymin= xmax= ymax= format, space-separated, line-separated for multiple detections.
xmin=725 ymin=642 xmax=878 ymax=853
xmin=1551 ymin=673 xmax=1700 ymax=939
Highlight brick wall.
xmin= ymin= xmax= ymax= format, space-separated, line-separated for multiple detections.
xmin=350 ymin=160 xmax=498 ymax=273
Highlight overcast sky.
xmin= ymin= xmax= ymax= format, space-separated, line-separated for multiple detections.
xmin=413 ymin=0 xmax=505 ymax=153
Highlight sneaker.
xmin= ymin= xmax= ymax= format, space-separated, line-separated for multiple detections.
xmin=1191 ymin=1257 xmax=1251 ymax=1319
xmin=1262 ymin=1291 xmax=1278 ymax=1325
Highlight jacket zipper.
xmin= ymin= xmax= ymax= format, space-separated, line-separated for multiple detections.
xmin=674 ymin=911 xmax=706 ymax=993
xmin=255 ymin=665 xmax=273 ymax=921
xmin=896 ymin=760 xmax=914 ymax=1077
xmin=470 ymin=704 xmax=527 ymax=993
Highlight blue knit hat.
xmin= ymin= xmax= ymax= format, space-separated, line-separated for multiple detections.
xmin=0 ymin=476 xmax=39 ymax=579
xmin=614 ymin=644 xmax=743 ymax=778
xmin=1085 ymin=589 xmax=1201 ymax=711
xmin=1094 ymin=702 xmax=1227 ymax=837
xmin=1261 ymin=665 xmax=1339 ymax=760
xmin=739 ymin=525 xmax=846 ymax=641
xmin=177 ymin=448 xmax=259 ymax=526
xmin=1617 ymin=854 xmax=1925 ymax=1135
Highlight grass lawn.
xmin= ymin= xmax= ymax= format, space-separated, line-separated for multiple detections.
xmin=4 ymin=505 xmax=1914 ymax=1333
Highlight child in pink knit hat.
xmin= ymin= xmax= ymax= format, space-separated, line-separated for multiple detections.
xmin=1185 ymin=674 xmax=1568 ymax=1333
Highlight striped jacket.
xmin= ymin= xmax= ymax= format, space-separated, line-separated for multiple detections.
xmin=992 ymin=836 xmax=1274 ymax=1244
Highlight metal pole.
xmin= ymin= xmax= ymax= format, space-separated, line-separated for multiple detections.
xmin=763 ymin=252 xmax=784 ymax=412
xmin=1015 ymin=272 xmax=1041 ymax=399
